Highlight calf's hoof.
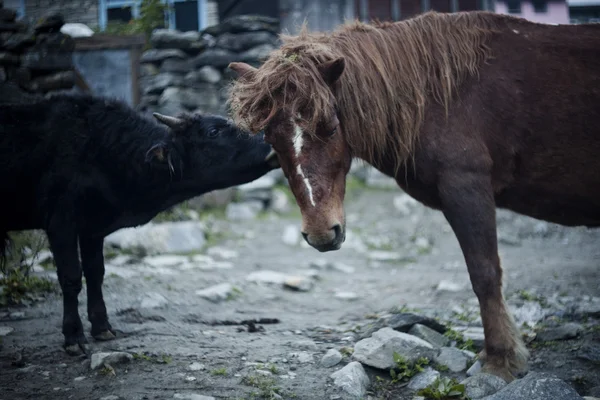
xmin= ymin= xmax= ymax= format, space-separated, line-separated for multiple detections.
xmin=93 ymin=329 xmax=117 ymax=341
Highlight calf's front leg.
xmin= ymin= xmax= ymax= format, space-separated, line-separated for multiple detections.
xmin=79 ymin=235 xmax=115 ymax=341
xmin=46 ymin=219 xmax=87 ymax=355
xmin=438 ymin=169 xmax=528 ymax=382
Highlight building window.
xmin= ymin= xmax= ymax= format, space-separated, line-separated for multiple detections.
xmin=531 ymin=0 xmax=547 ymax=13
xmin=107 ymin=6 xmax=134 ymax=23
xmin=505 ymin=0 xmax=521 ymax=13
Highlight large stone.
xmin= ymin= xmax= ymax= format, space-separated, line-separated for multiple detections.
xmin=407 ymin=368 xmax=440 ymax=391
xmin=225 ymin=201 xmax=262 ymax=220
xmin=353 ymin=327 xmax=436 ymax=370
xmin=0 ymin=21 xmax=27 ymax=33
xmin=434 ymin=347 xmax=469 ymax=372
xmin=105 ymin=221 xmax=206 ymax=254
xmin=203 ymin=15 xmax=279 ymax=36
xmin=238 ymin=43 xmax=276 ymax=62
xmin=193 ymin=48 xmax=237 ymax=68
xmin=535 ymin=323 xmax=583 ymax=342
xmin=160 ymin=58 xmax=193 ymax=74
xmin=141 ymin=73 xmax=183 ymax=95
xmin=578 ymin=342 xmax=600 ymax=364
xmin=0 ymin=51 xmax=19 ymax=65
xmin=141 ymin=49 xmax=188 ymax=64
xmin=195 ymin=283 xmax=236 ymax=303
xmin=21 ymin=52 xmax=72 ymax=71
xmin=461 ymin=373 xmax=508 ymax=399
xmin=1 ymin=32 xmax=36 ymax=52
xmin=408 ymin=324 xmax=450 ymax=348
xmin=60 ymin=23 xmax=94 ymax=38
xmin=321 ymin=349 xmax=343 ymax=368
xmin=90 ymin=352 xmax=133 ymax=370
xmin=484 ymin=372 xmax=584 ymax=400
xmin=329 ymin=361 xmax=370 ymax=399
xmin=216 ymin=31 xmax=278 ymax=52
xmin=151 ymin=29 xmax=206 ymax=52
xmin=0 ymin=326 xmax=14 ymax=336
xmin=158 ymin=86 xmax=220 ymax=111
xmin=0 ymin=8 xmax=16 ymax=22
xmin=184 ymin=66 xmax=222 ymax=85
xmin=387 ymin=313 xmax=447 ymax=333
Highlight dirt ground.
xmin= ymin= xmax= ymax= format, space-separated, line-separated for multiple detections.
xmin=1 ymin=184 xmax=599 ymax=400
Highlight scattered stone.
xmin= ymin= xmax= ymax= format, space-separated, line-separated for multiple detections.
xmin=90 ymin=352 xmax=133 ymax=370
xmin=283 ymin=276 xmax=313 ymax=292
xmin=206 ymin=247 xmax=238 ymax=260
xmin=144 ymin=254 xmax=189 ymax=268
xmin=330 ymin=361 xmax=370 ymax=399
xmin=466 ymin=360 xmax=482 ymax=376
xmin=454 ymin=326 xmax=485 ymax=349
xmin=151 ymin=29 xmax=205 ymax=52
xmin=535 ymin=322 xmax=583 ymax=342
xmin=434 ymin=347 xmax=469 ymax=372
xmin=511 ymin=301 xmax=548 ymax=328
xmin=0 ymin=326 xmax=14 ymax=336
xmin=238 ymin=43 xmax=276 ymax=62
xmin=160 ymin=58 xmax=192 ymax=74
xmin=73 ymin=376 xmax=86 ymax=382
xmin=188 ymin=362 xmax=205 ymax=371
xmin=271 ymin=189 xmax=290 ymax=213
xmin=60 ymin=22 xmax=94 ymax=38
xmin=484 ymin=372 xmax=584 ymax=400
xmin=436 ymin=280 xmax=464 ymax=292
xmin=334 ymin=291 xmax=360 ymax=301
xmin=140 ymin=292 xmax=169 ymax=309
xmin=195 ymin=283 xmax=237 ymax=302
xmin=141 ymin=49 xmax=188 ymax=64
xmin=246 ymin=270 xmax=287 ymax=284
xmin=173 ymin=394 xmax=215 ymax=400
xmin=289 ymin=351 xmax=313 ymax=363
xmin=364 ymin=167 xmax=397 ymax=189
xmin=204 ymin=15 xmax=279 ymax=36
xmin=407 ymin=367 xmax=440 ymax=391
xmin=225 ymin=201 xmax=262 ymax=220
xmin=387 ymin=313 xmax=447 ymax=333
xmin=353 ymin=327 xmax=436 ymax=369
xmin=576 ymin=298 xmax=600 ymax=318
xmin=408 ymin=324 xmax=449 ymax=348
xmin=99 ymin=396 xmax=121 ymax=400
xmin=589 ymin=387 xmax=600 ymax=397
xmin=461 ymin=373 xmax=508 ymax=399
xmin=105 ymin=221 xmax=206 ymax=254
xmin=282 ymin=225 xmax=301 ymax=246
xmin=368 ymin=251 xmax=405 ymax=262
xmin=321 ymin=349 xmax=343 ymax=368
xmin=498 ymin=231 xmax=522 ymax=246
xmin=393 ymin=194 xmax=418 ymax=216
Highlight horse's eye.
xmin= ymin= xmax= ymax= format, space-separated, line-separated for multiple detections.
xmin=325 ymin=125 xmax=337 ymax=137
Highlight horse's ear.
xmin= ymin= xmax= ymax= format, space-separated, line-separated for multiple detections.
xmin=228 ymin=62 xmax=258 ymax=80
xmin=318 ymin=57 xmax=345 ymax=86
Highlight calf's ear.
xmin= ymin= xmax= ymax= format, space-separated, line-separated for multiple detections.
xmin=145 ymin=142 xmax=169 ymax=164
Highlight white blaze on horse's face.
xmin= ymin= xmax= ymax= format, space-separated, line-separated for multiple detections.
xmin=291 ymin=118 xmax=316 ymax=207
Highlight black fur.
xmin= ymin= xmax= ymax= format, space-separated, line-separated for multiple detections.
xmin=0 ymin=93 xmax=277 ymax=353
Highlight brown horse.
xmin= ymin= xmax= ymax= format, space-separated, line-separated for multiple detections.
xmin=227 ymin=11 xmax=600 ymax=382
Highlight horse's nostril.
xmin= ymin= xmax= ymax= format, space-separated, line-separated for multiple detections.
xmin=332 ymin=224 xmax=342 ymax=239
xmin=301 ymin=232 xmax=308 ymax=241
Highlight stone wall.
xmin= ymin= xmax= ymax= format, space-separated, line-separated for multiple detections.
xmin=0 ymin=7 xmax=77 ymax=102
xmin=138 ymin=14 xmax=280 ymax=117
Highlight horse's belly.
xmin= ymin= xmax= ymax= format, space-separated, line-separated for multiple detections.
xmin=495 ymin=187 xmax=600 ymax=227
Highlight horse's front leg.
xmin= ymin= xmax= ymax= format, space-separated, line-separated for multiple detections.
xmin=438 ymin=169 xmax=528 ymax=382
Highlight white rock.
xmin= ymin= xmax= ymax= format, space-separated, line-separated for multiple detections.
xmin=368 ymin=251 xmax=405 ymax=262
xmin=321 ymin=349 xmax=343 ymax=368
xmin=73 ymin=376 xmax=86 ymax=382
xmin=330 ymin=361 xmax=370 ymax=399
xmin=195 ymin=283 xmax=237 ymax=302
xmin=283 ymin=276 xmax=313 ymax=292
xmin=61 ymin=23 xmax=94 ymax=37
xmin=282 ymin=225 xmax=301 ymax=246
xmin=246 ymin=270 xmax=288 ymax=284
xmin=334 ymin=292 xmax=360 ymax=301
xmin=407 ymin=368 xmax=440 ymax=390
xmin=434 ymin=347 xmax=469 ymax=372
xmin=271 ymin=189 xmax=291 ymax=213
xmin=188 ymin=362 xmax=206 ymax=371
xmin=144 ymin=255 xmax=189 ymax=268
xmin=206 ymin=247 xmax=238 ymax=260
xmin=140 ymin=292 xmax=169 ymax=309
xmin=353 ymin=327 xmax=435 ymax=369
xmin=90 ymin=352 xmax=133 ymax=370
xmin=237 ymin=175 xmax=276 ymax=191
xmin=0 ymin=326 xmax=14 ymax=336
xmin=173 ymin=394 xmax=215 ymax=400
xmin=225 ymin=201 xmax=262 ymax=220
xmin=106 ymin=221 xmax=206 ymax=254
xmin=289 ymin=351 xmax=313 ymax=363
xmin=461 ymin=373 xmax=508 ymax=399
xmin=436 ymin=280 xmax=464 ymax=292
xmin=393 ymin=194 xmax=418 ymax=216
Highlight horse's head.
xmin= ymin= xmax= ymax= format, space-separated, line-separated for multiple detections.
xmin=228 ymin=56 xmax=351 ymax=252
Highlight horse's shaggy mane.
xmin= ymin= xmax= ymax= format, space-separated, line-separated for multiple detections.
xmin=228 ymin=11 xmax=505 ymax=170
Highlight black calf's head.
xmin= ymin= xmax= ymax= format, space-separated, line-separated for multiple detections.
xmin=149 ymin=112 xmax=279 ymax=190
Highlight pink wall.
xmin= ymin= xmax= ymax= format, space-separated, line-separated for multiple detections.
xmin=495 ymin=1 xmax=570 ymax=24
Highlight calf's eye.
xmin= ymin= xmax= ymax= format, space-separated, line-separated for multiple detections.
xmin=207 ymin=128 xmax=219 ymax=137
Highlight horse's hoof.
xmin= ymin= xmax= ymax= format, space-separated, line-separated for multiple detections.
xmin=93 ymin=330 xmax=117 ymax=341
xmin=481 ymin=364 xmax=516 ymax=383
